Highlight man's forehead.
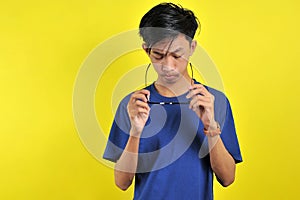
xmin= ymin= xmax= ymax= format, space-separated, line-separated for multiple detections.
xmin=151 ymin=35 xmax=190 ymax=52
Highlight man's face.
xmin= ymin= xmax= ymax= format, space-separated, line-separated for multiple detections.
xmin=145 ymin=34 xmax=196 ymax=85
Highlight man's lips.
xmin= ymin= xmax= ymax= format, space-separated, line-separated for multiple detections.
xmin=164 ymin=73 xmax=179 ymax=77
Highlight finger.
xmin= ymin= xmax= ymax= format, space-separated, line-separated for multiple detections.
xmin=140 ymin=89 xmax=150 ymax=96
xmin=189 ymin=96 xmax=207 ymax=109
xmin=127 ymin=103 xmax=150 ymax=119
xmin=186 ymin=88 xmax=204 ymax=99
xmin=187 ymin=92 xmax=211 ymax=107
xmin=186 ymin=85 xmax=205 ymax=98
xmin=189 ymin=95 xmax=210 ymax=106
xmin=137 ymin=89 xmax=151 ymax=101
xmin=187 ymin=84 xmax=210 ymax=98
xmin=135 ymin=100 xmax=150 ymax=111
xmin=128 ymin=99 xmax=150 ymax=111
xmin=190 ymin=100 xmax=210 ymax=111
xmin=136 ymin=107 xmax=150 ymax=115
xmin=131 ymin=92 xmax=149 ymax=103
xmin=195 ymin=84 xmax=210 ymax=96
xmin=133 ymin=90 xmax=150 ymax=102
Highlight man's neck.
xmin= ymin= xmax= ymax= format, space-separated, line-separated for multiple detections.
xmin=154 ymin=76 xmax=193 ymax=97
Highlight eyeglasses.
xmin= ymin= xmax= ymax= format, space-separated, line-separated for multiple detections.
xmin=145 ymin=63 xmax=194 ymax=105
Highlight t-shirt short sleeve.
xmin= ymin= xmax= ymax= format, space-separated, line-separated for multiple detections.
xmin=209 ymin=87 xmax=242 ymax=163
xmin=103 ymin=95 xmax=131 ymax=163
xmin=221 ymin=99 xmax=243 ymax=163
xmin=220 ymin=97 xmax=243 ymax=163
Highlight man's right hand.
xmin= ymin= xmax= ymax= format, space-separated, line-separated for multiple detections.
xmin=127 ymin=89 xmax=150 ymax=137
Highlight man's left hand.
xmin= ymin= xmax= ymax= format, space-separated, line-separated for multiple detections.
xmin=186 ymin=84 xmax=216 ymax=130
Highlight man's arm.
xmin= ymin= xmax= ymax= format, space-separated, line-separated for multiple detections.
xmin=114 ymin=89 xmax=150 ymax=191
xmin=207 ymin=129 xmax=236 ymax=187
xmin=114 ymin=133 xmax=140 ymax=190
xmin=187 ymin=84 xmax=236 ymax=187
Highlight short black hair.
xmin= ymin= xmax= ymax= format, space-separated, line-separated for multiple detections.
xmin=139 ymin=2 xmax=200 ymax=46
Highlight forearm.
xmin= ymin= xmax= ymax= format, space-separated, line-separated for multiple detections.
xmin=114 ymin=130 xmax=141 ymax=190
xmin=208 ymin=135 xmax=236 ymax=187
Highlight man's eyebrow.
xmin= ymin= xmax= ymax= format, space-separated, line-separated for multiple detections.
xmin=171 ymin=47 xmax=184 ymax=53
xmin=152 ymin=49 xmax=164 ymax=54
xmin=152 ymin=47 xmax=184 ymax=54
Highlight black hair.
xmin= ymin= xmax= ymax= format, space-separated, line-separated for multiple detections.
xmin=139 ymin=2 xmax=200 ymax=46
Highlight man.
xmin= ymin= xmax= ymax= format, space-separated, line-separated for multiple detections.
xmin=103 ymin=3 xmax=242 ymax=200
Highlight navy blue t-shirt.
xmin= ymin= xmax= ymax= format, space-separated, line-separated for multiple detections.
xmin=103 ymin=81 xmax=242 ymax=200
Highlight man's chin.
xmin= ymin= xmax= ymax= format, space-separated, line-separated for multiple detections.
xmin=163 ymin=75 xmax=180 ymax=84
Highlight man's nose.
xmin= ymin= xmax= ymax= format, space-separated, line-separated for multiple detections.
xmin=161 ymin=55 xmax=176 ymax=70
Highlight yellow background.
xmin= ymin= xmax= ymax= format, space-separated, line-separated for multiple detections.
xmin=1 ymin=0 xmax=299 ymax=199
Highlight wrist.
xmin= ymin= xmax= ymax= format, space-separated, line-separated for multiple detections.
xmin=203 ymin=121 xmax=221 ymax=137
xmin=130 ymin=127 xmax=143 ymax=138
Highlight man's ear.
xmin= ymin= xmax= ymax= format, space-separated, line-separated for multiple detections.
xmin=190 ymin=40 xmax=197 ymax=56
xmin=142 ymin=43 xmax=149 ymax=54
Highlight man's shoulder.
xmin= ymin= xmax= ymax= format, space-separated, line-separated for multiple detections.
xmin=118 ymin=85 xmax=152 ymax=106
xmin=196 ymin=80 xmax=227 ymax=102
xmin=207 ymin=85 xmax=226 ymax=99
xmin=119 ymin=94 xmax=131 ymax=106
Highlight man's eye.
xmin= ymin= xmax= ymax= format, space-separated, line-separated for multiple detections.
xmin=172 ymin=54 xmax=182 ymax=59
xmin=152 ymin=52 xmax=164 ymax=60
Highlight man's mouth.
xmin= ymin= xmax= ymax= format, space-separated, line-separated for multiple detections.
xmin=163 ymin=73 xmax=180 ymax=81
xmin=164 ymin=73 xmax=178 ymax=77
